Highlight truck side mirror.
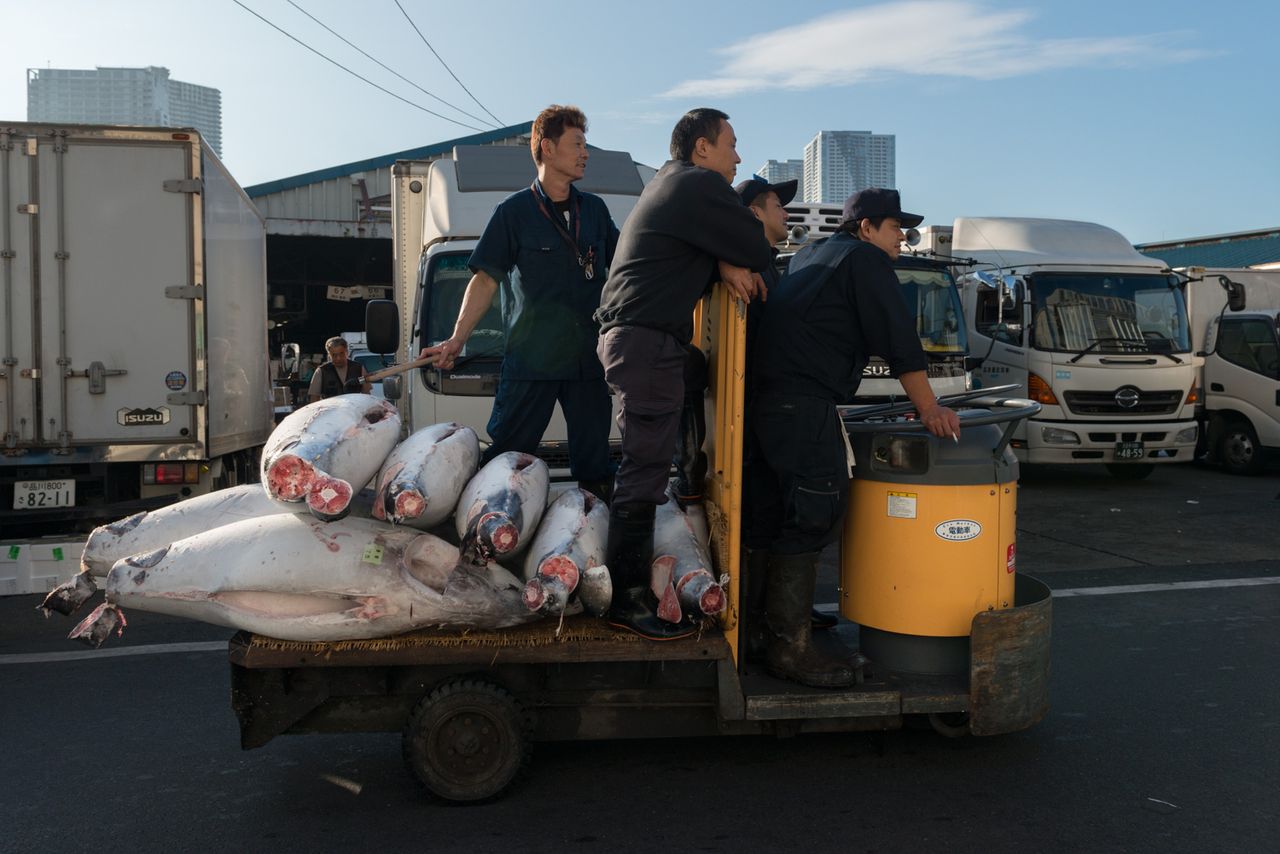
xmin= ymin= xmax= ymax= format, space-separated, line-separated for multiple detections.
xmin=1218 ymin=276 xmax=1246 ymax=312
xmin=1001 ymin=275 xmax=1024 ymax=311
xmin=365 ymin=299 xmax=400 ymax=355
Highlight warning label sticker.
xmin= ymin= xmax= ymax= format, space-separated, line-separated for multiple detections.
xmin=887 ymin=491 xmax=917 ymax=519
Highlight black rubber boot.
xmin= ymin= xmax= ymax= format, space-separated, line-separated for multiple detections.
xmin=742 ymin=547 xmax=769 ymax=662
xmin=606 ymin=502 xmax=694 ymax=641
xmin=577 ymin=478 xmax=614 ymax=507
xmin=672 ymin=347 xmax=708 ymax=505
xmin=764 ymin=552 xmax=856 ymax=688
xmin=811 ymin=608 xmax=838 ymax=630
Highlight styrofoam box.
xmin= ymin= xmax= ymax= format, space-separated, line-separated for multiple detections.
xmin=0 ymin=540 xmax=86 ymax=596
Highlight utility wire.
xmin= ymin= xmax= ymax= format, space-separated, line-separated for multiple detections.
xmin=232 ymin=0 xmax=488 ymax=133
xmin=285 ymin=0 xmax=498 ymax=129
xmin=393 ymin=0 xmax=504 ymax=127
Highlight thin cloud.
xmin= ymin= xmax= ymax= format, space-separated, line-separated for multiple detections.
xmin=662 ymin=1 xmax=1208 ymax=98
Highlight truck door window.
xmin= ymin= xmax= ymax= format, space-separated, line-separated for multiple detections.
xmin=897 ymin=268 xmax=968 ymax=353
xmin=420 ymin=253 xmax=505 ymax=358
xmin=1217 ymin=319 xmax=1280 ymax=378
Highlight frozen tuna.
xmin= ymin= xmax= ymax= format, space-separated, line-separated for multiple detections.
xmin=455 ymin=452 xmax=550 ymax=564
xmin=75 ymin=513 xmax=538 ymax=645
xmin=653 ymin=494 xmax=725 ymax=621
xmin=521 ymin=488 xmax=608 ymax=615
xmin=262 ymin=394 xmax=400 ymax=521
xmin=372 ymin=422 xmax=479 ymax=529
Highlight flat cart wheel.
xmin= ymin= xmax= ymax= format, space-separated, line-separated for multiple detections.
xmin=928 ymin=711 xmax=971 ymax=739
xmin=402 ymin=677 xmax=532 ymax=804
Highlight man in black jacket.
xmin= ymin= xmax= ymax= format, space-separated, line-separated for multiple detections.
xmin=744 ymin=188 xmax=961 ymax=687
xmin=594 ymin=108 xmax=772 ymax=640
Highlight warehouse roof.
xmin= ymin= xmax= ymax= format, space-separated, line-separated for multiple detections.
xmin=1136 ymin=228 xmax=1280 ymax=269
xmin=243 ymin=121 xmax=534 ymax=198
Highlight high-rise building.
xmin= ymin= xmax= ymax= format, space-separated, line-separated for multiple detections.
xmin=27 ymin=66 xmax=223 ymax=156
xmin=802 ymin=131 xmax=895 ymax=204
xmin=756 ymin=159 xmax=804 ymax=185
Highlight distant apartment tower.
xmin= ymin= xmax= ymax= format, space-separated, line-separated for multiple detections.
xmin=756 ymin=159 xmax=804 ymax=185
xmin=802 ymin=131 xmax=894 ymax=204
xmin=27 ymin=66 xmax=222 ymax=156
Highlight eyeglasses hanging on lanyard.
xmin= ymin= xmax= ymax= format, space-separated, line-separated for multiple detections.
xmin=530 ymin=182 xmax=596 ymax=280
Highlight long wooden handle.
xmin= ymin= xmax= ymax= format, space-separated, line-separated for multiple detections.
xmin=363 ymin=354 xmax=438 ymax=382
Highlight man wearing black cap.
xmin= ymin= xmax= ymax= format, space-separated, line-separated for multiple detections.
xmin=669 ymin=174 xmax=799 ymax=509
xmin=742 ymin=187 xmax=961 ymax=689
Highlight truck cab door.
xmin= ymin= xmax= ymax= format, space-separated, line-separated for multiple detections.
xmin=964 ymin=273 xmax=1028 ymax=393
xmin=1209 ymin=316 xmax=1280 ymax=446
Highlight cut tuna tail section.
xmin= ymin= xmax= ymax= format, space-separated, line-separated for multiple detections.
xmin=676 ymin=569 xmax=725 ymax=616
xmin=306 ymin=474 xmax=354 ymax=521
xmin=265 ymin=454 xmax=315 ymax=502
xmin=39 ymin=571 xmax=98 ymax=617
xmin=68 ymin=602 xmax=127 ymax=648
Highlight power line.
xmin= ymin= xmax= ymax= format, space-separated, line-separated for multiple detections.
xmin=231 ymin=0 xmax=488 ymax=133
xmin=285 ymin=0 xmax=498 ymax=129
xmin=393 ymin=0 xmax=503 ymax=127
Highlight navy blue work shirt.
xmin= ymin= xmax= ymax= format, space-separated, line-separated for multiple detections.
xmin=468 ymin=180 xmax=620 ymax=381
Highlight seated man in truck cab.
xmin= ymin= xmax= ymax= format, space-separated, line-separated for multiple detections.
xmin=743 ymin=188 xmax=961 ymax=689
xmin=420 ymin=105 xmax=619 ymax=501
xmin=309 ymin=336 xmax=371 ymax=402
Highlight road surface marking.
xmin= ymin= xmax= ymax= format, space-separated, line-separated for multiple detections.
xmin=5 ymin=576 xmax=1278 ymax=665
xmin=810 ymin=575 xmax=1280 ymax=611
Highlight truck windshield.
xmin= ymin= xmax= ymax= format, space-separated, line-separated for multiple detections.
xmin=898 ymin=267 xmax=968 ymax=354
xmin=420 ymin=252 xmax=505 ymax=359
xmin=1029 ymin=273 xmax=1190 ymax=354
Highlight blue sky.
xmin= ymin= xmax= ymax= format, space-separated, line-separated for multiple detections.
xmin=2 ymin=0 xmax=1276 ymax=243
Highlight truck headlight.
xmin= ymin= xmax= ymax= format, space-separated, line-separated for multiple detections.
xmin=1041 ymin=427 xmax=1080 ymax=445
xmin=1174 ymin=426 xmax=1199 ymax=444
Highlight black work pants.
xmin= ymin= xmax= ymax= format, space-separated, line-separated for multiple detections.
xmin=597 ymin=325 xmax=685 ymax=505
xmin=743 ymin=392 xmax=850 ymax=555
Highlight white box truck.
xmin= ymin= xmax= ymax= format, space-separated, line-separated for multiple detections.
xmin=387 ymin=145 xmax=646 ymax=465
xmin=1185 ymin=267 xmax=1280 ymax=474
xmin=936 ymin=217 xmax=1199 ymax=478
xmin=0 ymin=122 xmax=272 ymax=535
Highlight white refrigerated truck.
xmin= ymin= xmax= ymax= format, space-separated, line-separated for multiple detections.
xmin=387 ymin=144 xmax=646 ymax=465
xmin=1185 ymin=267 xmax=1280 ymax=474
xmin=920 ymin=217 xmax=1199 ymax=479
xmin=0 ymin=122 xmax=272 ymax=536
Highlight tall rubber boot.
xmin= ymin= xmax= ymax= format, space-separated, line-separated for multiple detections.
xmin=606 ymin=502 xmax=694 ymax=641
xmin=764 ymin=552 xmax=856 ymax=688
xmin=742 ymin=547 xmax=769 ymax=662
xmin=672 ymin=346 xmax=708 ymax=505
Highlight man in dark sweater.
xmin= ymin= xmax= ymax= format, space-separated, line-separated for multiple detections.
xmin=744 ymin=188 xmax=961 ymax=688
xmin=594 ymin=108 xmax=772 ymax=640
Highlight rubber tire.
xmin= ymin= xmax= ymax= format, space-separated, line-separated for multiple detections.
xmin=1104 ymin=463 xmax=1155 ymax=480
xmin=928 ymin=711 xmax=971 ymax=739
xmin=1217 ymin=420 xmax=1265 ymax=476
xmin=402 ymin=678 xmax=532 ymax=804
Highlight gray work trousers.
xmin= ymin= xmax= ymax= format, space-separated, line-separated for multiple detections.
xmin=597 ymin=325 xmax=685 ymax=505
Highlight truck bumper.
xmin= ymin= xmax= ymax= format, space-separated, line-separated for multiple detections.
xmin=1019 ymin=417 xmax=1198 ymax=464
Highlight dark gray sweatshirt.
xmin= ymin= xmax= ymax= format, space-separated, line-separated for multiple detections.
xmin=594 ymin=160 xmax=771 ymax=343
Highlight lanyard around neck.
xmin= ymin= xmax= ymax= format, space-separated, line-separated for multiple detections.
xmin=530 ymin=181 xmax=582 ymax=255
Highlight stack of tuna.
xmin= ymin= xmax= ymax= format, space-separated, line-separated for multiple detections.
xmin=39 ymin=393 xmax=725 ymax=646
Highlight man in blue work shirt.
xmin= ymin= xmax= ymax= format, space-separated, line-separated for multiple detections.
xmin=422 ymin=105 xmax=619 ymax=499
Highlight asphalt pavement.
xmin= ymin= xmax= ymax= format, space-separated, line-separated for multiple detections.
xmin=2 ymin=461 xmax=1277 ymax=853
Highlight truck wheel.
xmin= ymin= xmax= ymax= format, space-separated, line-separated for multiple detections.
xmin=928 ymin=711 xmax=971 ymax=738
xmin=402 ymin=678 xmax=532 ymax=804
xmin=1217 ymin=421 xmax=1264 ymax=475
xmin=1104 ymin=463 xmax=1154 ymax=480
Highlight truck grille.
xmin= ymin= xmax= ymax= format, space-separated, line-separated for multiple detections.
xmin=1062 ymin=389 xmax=1183 ymax=416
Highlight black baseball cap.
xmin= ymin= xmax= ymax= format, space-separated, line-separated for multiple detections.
xmin=735 ymin=174 xmax=798 ymax=208
xmin=841 ymin=188 xmax=923 ymax=228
